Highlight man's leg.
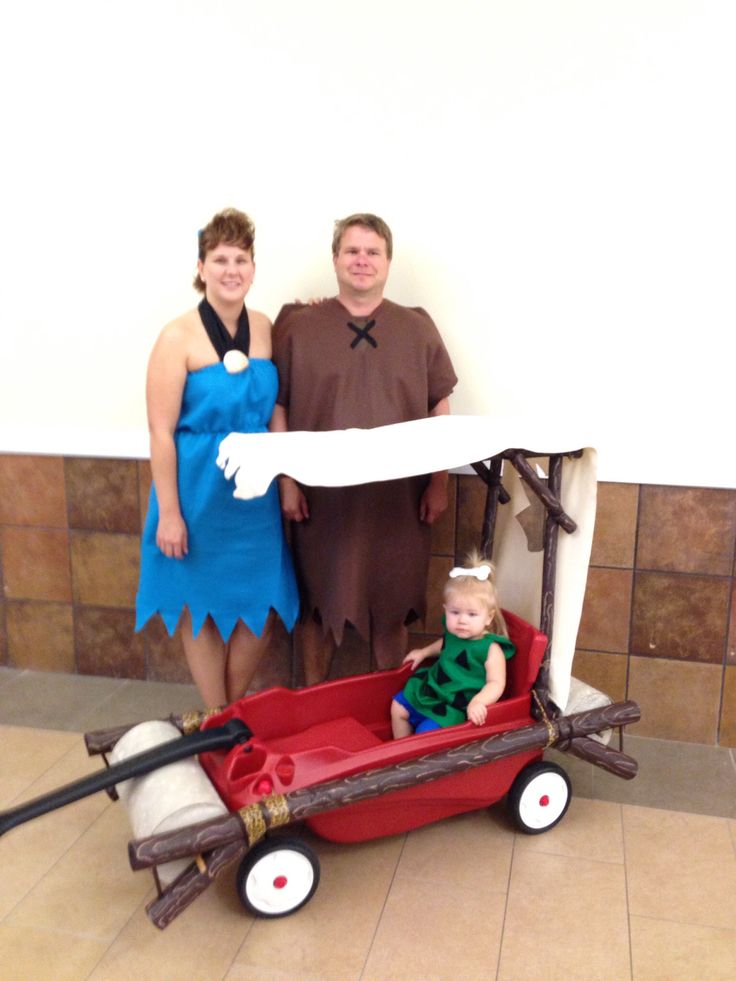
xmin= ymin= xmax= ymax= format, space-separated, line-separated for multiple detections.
xmin=300 ymin=617 xmax=337 ymax=685
xmin=371 ymin=621 xmax=409 ymax=671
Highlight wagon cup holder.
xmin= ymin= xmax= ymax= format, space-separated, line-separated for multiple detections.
xmin=227 ymin=745 xmax=296 ymax=793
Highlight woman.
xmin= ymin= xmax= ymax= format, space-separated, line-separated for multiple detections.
xmin=136 ymin=208 xmax=299 ymax=707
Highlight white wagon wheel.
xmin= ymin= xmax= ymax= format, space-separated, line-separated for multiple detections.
xmin=236 ymin=837 xmax=320 ymax=917
xmin=507 ymin=761 xmax=572 ymax=834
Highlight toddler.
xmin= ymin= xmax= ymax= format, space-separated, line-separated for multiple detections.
xmin=391 ymin=554 xmax=515 ymax=737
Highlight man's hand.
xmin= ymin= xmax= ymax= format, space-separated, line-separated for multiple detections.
xmin=279 ymin=476 xmax=310 ymax=521
xmin=419 ymin=474 xmax=449 ymax=524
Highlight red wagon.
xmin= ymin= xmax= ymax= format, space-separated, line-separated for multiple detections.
xmin=0 ymin=436 xmax=640 ymax=927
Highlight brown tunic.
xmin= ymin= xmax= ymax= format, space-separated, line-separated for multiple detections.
xmin=272 ymin=298 xmax=457 ymax=644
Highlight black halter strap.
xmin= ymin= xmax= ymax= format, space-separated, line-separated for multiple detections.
xmin=198 ymin=298 xmax=250 ymax=360
xmin=346 ymin=319 xmax=378 ymax=349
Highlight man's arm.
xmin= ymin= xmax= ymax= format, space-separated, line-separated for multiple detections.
xmin=270 ymin=404 xmax=310 ymax=522
xmin=419 ymin=397 xmax=451 ymax=524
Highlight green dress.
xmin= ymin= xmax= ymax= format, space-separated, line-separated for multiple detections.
xmin=403 ymin=627 xmax=516 ymax=727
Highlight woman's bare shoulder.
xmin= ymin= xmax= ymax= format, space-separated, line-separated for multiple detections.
xmin=247 ymin=308 xmax=273 ymax=358
xmin=162 ymin=307 xmax=201 ymax=337
xmin=247 ymin=308 xmax=272 ymax=331
xmin=153 ymin=308 xmax=200 ymax=349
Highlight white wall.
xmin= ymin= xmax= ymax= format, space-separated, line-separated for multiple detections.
xmin=0 ymin=1 xmax=733 ymax=487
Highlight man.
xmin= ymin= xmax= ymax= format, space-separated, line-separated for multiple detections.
xmin=271 ymin=213 xmax=457 ymax=684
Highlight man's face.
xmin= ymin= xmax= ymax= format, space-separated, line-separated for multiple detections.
xmin=333 ymin=225 xmax=391 ymax=297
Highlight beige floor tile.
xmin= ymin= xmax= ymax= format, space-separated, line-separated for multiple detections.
xmin=498 ymin=850 xmax=630 ymax=980
xmin=0 ymin=921 xmax=109 ymax=981
xmin=77 ymin=677 xmax=203 ymax=731
xmin=0 ymin=673 xmax=126 ymax=732
xmin=0 ymin=739 xmax=111 ymax=919
xmin=5 ymin=803 xmax=152 ymax=942
xmin=513 ymin=797 xmax=624 ymax=864
xmin=630 ymin=915 xmax=736 ymax=980
xmin=590 ymin=735 xmax=736 ymax=819
xmin=0 ymin=725 xmax=79 ymax=806
xmin=6 ymin=693 xmax=736 ymax=981
xmin=363 ymin=874 xmax=506 ymax=981
xmin=89 ymin=866 xmax=253 ymax=980
xmin=394 ymin=808 xmax=513 ymax=892
xmin=623 ymin=805 xmax=736 ymax=929
xmin=226 ymin=964 xmax=335 ymax=981
xmin=232 ymin=833 xmax=404 ymax=980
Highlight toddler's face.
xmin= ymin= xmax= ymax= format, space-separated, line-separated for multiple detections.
xmin=444 ymin=594 xmax=493 ymax=640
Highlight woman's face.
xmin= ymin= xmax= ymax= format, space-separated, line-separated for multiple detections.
xmin=198 ymin=242 xmax=254 ymax=305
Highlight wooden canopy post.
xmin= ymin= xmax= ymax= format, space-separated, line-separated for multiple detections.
xmin=534 ymin=453 xmax=563 ymax=714
xmin=468 ymin=447 xmax=584 ymax=717
xmin=472 ymin=456 xmax=508 ymax=557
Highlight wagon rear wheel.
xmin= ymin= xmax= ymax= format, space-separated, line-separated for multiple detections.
xmin=236 ymin=837 xmax=320 ymax=917
xmin=507 ymin=761 xmax=571 ymax=834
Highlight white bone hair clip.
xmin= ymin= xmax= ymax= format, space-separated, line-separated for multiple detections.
xmin=449 ymin=564 xmax=491 ymax=581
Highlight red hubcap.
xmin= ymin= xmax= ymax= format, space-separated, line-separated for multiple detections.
xmin=539 ymin=795 xmax=550 ymax=807
xmin=273 ymin=875 xmax=288 ymax=890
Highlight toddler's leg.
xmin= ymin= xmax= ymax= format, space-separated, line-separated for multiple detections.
xmin=391 ymin=697 xmax=413 ymax=739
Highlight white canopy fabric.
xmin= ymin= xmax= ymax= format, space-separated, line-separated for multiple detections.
xmin=217 ymin=415 xmax=597 ymax=711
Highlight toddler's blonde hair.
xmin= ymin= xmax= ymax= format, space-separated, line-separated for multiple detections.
xmin=443 ymin=549 xmax=509 ymax=637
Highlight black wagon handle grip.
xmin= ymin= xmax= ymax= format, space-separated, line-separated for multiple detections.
xmin=0 ymin=718 xmax=251 ymax=838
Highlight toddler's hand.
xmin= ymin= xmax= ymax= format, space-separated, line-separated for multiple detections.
xmin=466 ymin=700 xmax=488 ymax=726
xmin=402 ymin=650 xmax=425 ymax=670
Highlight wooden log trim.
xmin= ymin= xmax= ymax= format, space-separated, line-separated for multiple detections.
xmin=130 ymin=699 xmax=639 ymax=928
xmin=84 ymin=707 xmax=225 ymax=757
xmin=129 ymin=700 xmax=640 ymax=875
xmin=146 ymin=841 xmax=247 ymax=929
xmin=505 ymin=450 xmax=577 ymax=534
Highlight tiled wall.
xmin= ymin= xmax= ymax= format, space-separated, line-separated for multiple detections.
xmin=1 ymin=454 xmax=734 ymax=746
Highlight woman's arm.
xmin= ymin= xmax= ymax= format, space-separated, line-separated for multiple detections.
xmin=146 ymin=325 xmax=189 ymax=558
xmin=466 ymin=643 xmax=507 ymax=725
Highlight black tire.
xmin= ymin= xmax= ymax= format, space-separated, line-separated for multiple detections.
xmin=236 ymin=837 xmax=320 ymax=917
xmin=507 ymin=761 xmax=572 ymax=834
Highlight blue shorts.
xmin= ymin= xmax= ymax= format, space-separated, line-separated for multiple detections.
xmin=393 ymin=691 xmax=442 ymax=734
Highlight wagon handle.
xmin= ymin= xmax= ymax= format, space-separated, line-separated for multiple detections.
xmin=0 ymin=718 xmax=252 ymax=838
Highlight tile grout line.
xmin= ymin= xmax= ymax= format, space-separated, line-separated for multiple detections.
xmin=358 ymin=832 xmax=408 ymax=980
xmin=620 ymin=803 xmax=635 ymax=980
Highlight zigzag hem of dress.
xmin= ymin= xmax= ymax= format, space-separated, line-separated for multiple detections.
xmin=134 ymin=601 xmax=299 ymax=641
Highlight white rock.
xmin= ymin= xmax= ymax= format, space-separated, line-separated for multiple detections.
xmin=223 ymin=350 xmax=249 ymax=373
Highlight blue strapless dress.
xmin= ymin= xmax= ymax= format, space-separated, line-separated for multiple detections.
xmin=136 ymin=359 xmax=299 ymax=639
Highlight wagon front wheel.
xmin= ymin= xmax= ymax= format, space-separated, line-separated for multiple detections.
xmin=507 ymin=761 xmax=571 ymax=834
xmin=236 ymin=837 xmax=320 ymax=917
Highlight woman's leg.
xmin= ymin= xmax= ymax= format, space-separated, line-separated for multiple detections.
xmin=180 ymin=611 xmax=227 ymax=709
xmin=225 ymin=616 xmax=272 ymax=703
